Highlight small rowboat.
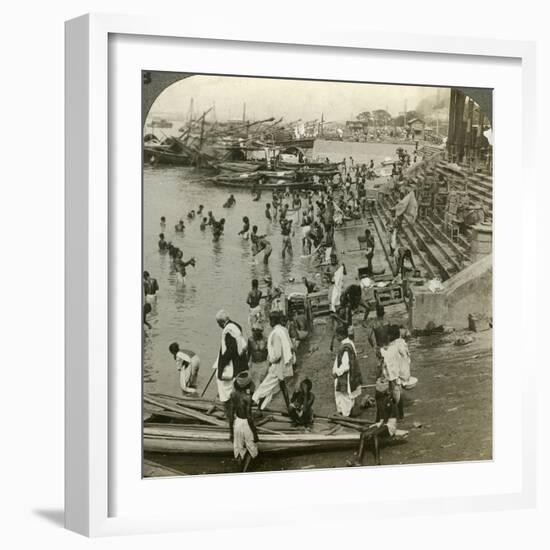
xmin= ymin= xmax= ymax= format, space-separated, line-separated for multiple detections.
xmin=143 ymin=393 xmax=364 ymax=455
xmin=258 ymin=170 xmax=296 ymax=180
xmin=143 ymin=146 xmax=192 ymax=166
xmin=216 ymin=161 xmax=263 ymax=173
xmin=297 ymin=168 xmax=340 ymax=177
xmin=278 ymin=161 xmax=341 ymax=171
xmin=209 ymin=174 xmax=322 ymax=190
xmin=209 ymin=172 xmax=263 ymax=186
xmin=144 ymin=423 xmax=360 ymax=455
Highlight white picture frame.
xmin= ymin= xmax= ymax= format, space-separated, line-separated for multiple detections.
xmin=65 ymin=13 xmax=537 ymax=537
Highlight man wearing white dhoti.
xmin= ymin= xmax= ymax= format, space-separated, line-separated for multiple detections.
xmin=229 ymin=371 xmax=259 ymax=472
xmin=330 ymin=263 xmax=346 ymax=313
xmin=213 ymin=310 xmax=249 ymax=416
xmin=379 ymin=325 xmax=417 ymax=420
xmin=253 ymin=311 xmax=295 ymax=413
xmin=332 ymin=327 xmax=363 ymax=417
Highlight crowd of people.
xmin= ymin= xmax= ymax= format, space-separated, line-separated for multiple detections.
xmin=144 ymin=150 xmax=420 ymax=471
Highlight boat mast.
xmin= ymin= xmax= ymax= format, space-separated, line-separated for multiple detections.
xmin=188 ymin=98 xmax=194 ymax=124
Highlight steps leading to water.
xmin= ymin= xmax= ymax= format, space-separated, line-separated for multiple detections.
xmin=433 ymin=160 xmax=493 ymax=220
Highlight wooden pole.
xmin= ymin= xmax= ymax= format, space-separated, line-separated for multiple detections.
xmin=200 ymin=369 xmax=216 ymax=397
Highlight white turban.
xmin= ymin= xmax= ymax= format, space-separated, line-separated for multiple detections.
xmin=215 ymin=309 xmax=229 ymax=322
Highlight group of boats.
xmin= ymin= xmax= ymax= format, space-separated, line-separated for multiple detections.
xmin=208 ymin=159 xmax=343 ymax=190
xmin=142 ymin=107 xmax=349 ymax=191
xmin=143 ymin=392 xmax=383 ymax=457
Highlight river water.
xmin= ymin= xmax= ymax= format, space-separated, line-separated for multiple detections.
xmin=143 ymin=140 xmax=415 ymax=398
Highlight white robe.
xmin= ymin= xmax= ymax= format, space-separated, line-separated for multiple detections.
xmin=380 ymin=338 xmax=411 ymax=384
xmin=330 ymin=265 xmax=345 ymax=312
xmin=332 ymin=338 xmax=362 ymax=417
xmin=213 ymin=322 xmax=247 ymax=402
xmin=252 ymin=325 xmax=295 ymax=409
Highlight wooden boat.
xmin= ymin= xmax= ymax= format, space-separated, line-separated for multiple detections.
xmin=216 ymin=161 xmax=263 ymax=173
xmin=209 ymin=174 xmax=322 ymax=190
xmin=278 ymin=161 xmax=340 ymax=171
xmin=211 ymin=172 xmax=262 ymax=184
xmin=147 ymin=119 xmax=173 ymax=129
xmin=258 ymin=170 xmax=296 ymax=181
xmin=273 ymin=137 xmax=315 ymax=148
xmin=144 ymin=424 xmax=360 ymax=454
xmin=143 ymin=393 xmax=362 ymax=455
xmin=297 ymin=168 xmax=340 ymax=178
xmin=144 ymin=147 xmax=193 ymax=166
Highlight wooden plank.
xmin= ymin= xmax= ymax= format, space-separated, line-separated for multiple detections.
xmin=144 ymin=395 xmax=227 ymax=427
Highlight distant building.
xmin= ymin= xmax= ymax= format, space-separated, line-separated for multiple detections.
xmin=345 ymin=120 xmax=369 ymax=133
xmin=407 ymin=118 xmax=425 ymax=139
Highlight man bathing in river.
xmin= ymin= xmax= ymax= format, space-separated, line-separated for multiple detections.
xmin=158 ymin=233 xmax=168 ymax=251
xmin=143 ymin=271 xmax=159 ymax=304
xmin=228 ymin=371 xmax=259 ymax=472
xmin=238 ymin=216 xmax=250 ymax=240
xmin=223 ymin=194 xmax=236 ymax=208
xmin=168 ymin=342 xmax=200 ymax=395
xmin=174 ymin=252 xmax=195 ymax=284
xmin=213 ymin=310 xmax=249 ymax=418
xmin=251 ymin=225 xmax=272 ymax=265
xmin=212 ymin=218 xmax=225 ymax=242
xmin=280 ymin=217 xmax=293 ymax=258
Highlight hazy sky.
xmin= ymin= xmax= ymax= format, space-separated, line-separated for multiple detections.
xmin=149 ymin=75 xmax=449 ymax=123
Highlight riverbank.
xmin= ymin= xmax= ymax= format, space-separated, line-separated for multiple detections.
xmin=145 ymin=312 xmax=492 ymax=476
xmin=145 ymin=235 xmax=492 ymax=475
xmin=143 ymin=140 xmax=492 ymax=476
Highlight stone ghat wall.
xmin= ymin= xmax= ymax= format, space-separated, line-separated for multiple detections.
xmin=410 ymin=254 xmax=492 ymax=331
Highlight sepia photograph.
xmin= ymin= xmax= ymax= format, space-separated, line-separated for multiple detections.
xmin=141 ymin=73 xmax=493 ymax=478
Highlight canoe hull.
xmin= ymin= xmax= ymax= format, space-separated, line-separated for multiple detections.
xmin=144 ymin=426 xmax=360 ymax=455
xmin=210 ymin=179 xmax=322 ymax=191
xmin=144 ymin=147 xmax=192 ymax=166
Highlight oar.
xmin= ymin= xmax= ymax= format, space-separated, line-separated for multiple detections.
xmin=201 ymin=370 xmax=217 ymax=397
